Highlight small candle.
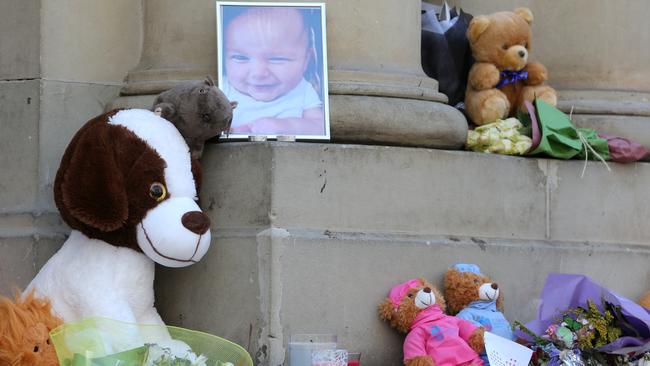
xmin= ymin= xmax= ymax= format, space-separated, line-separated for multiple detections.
xmin=288 ymin=334 xmax=337 ymax=366
xmin=347 ymin=352 xmax=361 ymax=366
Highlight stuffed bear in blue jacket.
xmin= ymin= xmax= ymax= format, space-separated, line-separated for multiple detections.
xmin=444 ymin=264 xmax=514 ymax=365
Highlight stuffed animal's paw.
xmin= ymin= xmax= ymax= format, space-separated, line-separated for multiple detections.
xmin=405 ymin=355 xmax=435 ymax=366
xmin=523 ymin=62 xmax=548 ymax=85
xmin=469 ymin=327 xmax=486 ymax=354
xmin=469 ymin=63 xmax=501 ymax=90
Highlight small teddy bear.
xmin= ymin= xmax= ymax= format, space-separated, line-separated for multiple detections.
xmin=444 ymin=264 xmax=513 ymax=340
xmin=464 ymin=8 xmax=557 ymax=125
xmin=0 ymin=290 xmax=63 ymax=366
xmin=379 ymin=278 xmax=485 ymax=366
xmin=153 ymin=75 xmax=237 ymax=159
xmin=444 ymin=264 xmax=514 ymax=365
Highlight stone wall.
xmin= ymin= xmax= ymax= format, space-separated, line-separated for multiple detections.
xmin=1 ymin=1 xmax=649 ymax=365
xmin=0 ymin=0 xmax=142 ymax=293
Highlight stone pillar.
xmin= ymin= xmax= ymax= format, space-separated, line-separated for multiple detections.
xmin=120 ymin=0 xmax=217 ymax=96
xmin=111 ymin=0 xmax=468 ymax=148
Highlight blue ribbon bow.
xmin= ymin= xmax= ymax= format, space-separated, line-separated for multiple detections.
xmin=496 ymin=70 xmax=529 ymax=88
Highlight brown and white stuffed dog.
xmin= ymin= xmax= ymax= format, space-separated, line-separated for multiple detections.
xmin=26 ymin=109 xmax=211 ymax=325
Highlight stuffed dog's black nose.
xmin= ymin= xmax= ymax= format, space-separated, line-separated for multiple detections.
xmin=182 ymin=211 xmax=211 ymax=235
xmin=518 ymin=50 xmax=526 ymax=58
xmin=491 ymin=283 xmax=499 ymax=290
xmin=423 ymin=287 xmax=431 ymax=293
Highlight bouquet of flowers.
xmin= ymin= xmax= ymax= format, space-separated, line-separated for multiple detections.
xmin=515 ymin=274 xmax=650 ymax=366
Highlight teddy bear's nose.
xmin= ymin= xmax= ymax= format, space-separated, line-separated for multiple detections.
xmin=491 ymin=283 xmax=499 ymax=290
xmin=423 ymin=287 xmax=431 ymax=293
xmin=518 ymin=50 xmax=526 ymax=58
xmin=182 ymin=211 xmax=211 ymax=235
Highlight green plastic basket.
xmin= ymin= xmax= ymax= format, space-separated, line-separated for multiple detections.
xmin=50 ymin=317 xmax=253 ymax=366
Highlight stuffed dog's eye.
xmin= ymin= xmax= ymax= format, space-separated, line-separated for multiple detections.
xmin=201 ymin=113 xmax=211 ymax=122
xmin=199 ymin=88 xmax=206 ymax=94
xmin=149 ymin=182 xmax=167 ymax=202
xmin=33 ymin=345 xmax=39 ymax=352
xmin=502 ymin=43 xmax=508 ymax=50
xmin=407 ymin=293 xmax=414 ymax=298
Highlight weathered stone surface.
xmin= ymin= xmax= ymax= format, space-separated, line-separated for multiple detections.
xmin=0 ymin=235 xmax=64 ymax=296
xmin=329 ymin=95 xmax=467 ymax=148
xmin=558 ymin=90 xmax=650 ymax=117
xmin=199 ymin=142 xmax=650 ymax=245
xmin=0 ymin=81 xmax=40 ymax=212
xmin=0 ymin=1 xmax=40 ymax=80
xmin=41 ymin=0 xmax=141 ymax=83
xmin=549 ymin=159 xmax=650 ymax=244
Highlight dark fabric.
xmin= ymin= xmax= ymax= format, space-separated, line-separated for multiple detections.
xmin=421 ymin=9 xmax=474 ymax=106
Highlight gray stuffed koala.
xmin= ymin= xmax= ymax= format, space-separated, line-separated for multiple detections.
xmin=153 ymin=76 xmax=237 ymax=159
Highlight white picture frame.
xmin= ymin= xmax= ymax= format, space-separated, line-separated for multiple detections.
xmin=216 ymin=1 xmax=330 ymax=140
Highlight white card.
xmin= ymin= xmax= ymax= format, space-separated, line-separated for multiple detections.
xmin=484 ymin=331 xmax=533 ymax=366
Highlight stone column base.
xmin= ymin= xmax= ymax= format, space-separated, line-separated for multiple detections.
xmin=106 ymin=93 xmax=469 ymax=150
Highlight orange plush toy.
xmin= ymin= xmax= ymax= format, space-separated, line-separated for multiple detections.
xmin=0 ymin=290 xmax=63 ymax=366
xmin=464 ymin=8 xmax=557 ymax=125
xmin=639 ymin=291 xmax=650 ymax=309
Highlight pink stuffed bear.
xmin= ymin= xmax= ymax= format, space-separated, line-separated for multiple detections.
xmin=379 ymin=278 xmax=485 ymax=366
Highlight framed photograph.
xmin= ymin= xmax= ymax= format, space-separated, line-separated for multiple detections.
xmin=216 ymin=1 xmax=330 ymax=140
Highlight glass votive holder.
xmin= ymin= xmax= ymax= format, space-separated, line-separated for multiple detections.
xmin=347 ymin=352 xmax=361 ymax=366
xmin=288 ymin=334 xmax=337 ymax=366
xmin=312 ymin=348 xmax=347 ymax=366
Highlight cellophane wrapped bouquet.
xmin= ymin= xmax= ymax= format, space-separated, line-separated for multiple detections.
xmin=50 ymin=318 xmax=252 ymax=366
xmin=515 ymin=274 xmax=650 ymax=366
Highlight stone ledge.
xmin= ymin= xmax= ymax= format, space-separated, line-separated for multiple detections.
xmin=201 ymin=142 xmax=650 ymax=246
xmin=0 ymin=212 xmax=68 ymax=239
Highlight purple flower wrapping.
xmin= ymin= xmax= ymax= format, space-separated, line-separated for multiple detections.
xmin=521 ymin=273 xmax=650 ymax=352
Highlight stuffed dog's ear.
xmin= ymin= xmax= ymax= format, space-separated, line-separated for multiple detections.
xmin=378 ymin=298 xmax=395 ymax=322
xmin=191 ymin=158 xmax=203 ymax=195
xmin=56 ymin=116 xmax=128 ymax=232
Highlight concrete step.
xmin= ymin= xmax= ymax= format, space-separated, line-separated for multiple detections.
xmin=155 ymin=142 xmax=650 ymax=365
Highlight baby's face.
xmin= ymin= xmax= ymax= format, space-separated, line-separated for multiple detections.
xmin=225 ymin=9 xmax=310 ymax=102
